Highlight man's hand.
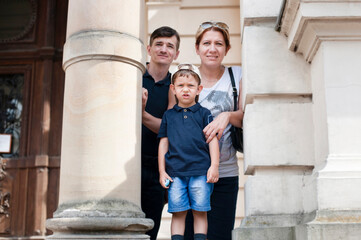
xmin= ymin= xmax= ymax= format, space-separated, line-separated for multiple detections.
xmin=142 ymin=88 xmax=148 ymax=113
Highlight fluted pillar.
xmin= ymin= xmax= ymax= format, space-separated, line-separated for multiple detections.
xmin=46 ymin=0 xmax=153 ymax=239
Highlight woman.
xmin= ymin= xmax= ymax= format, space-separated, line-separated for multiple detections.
xmin=185 ymin=21 xmax=243 ymax=240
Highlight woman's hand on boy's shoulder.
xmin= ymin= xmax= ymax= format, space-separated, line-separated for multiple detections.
xmin=203 ymin=112 xmax=230 ymax=143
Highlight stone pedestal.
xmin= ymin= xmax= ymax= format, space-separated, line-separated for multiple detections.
xmin=46 ymin=199 xmax=152 ymax=239
xmin=46 ymin=1 xmax=152 ymax=239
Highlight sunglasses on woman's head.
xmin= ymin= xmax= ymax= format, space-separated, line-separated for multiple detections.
xmin=200 ymin=21 xmax=229 ymax=31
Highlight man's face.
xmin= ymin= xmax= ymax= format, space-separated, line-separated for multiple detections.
xmin=147 ymin=36 xmax=179 ymax=65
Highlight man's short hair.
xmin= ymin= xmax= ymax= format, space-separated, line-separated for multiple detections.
xmin=149 ymin=26 xmax=180 ymax=50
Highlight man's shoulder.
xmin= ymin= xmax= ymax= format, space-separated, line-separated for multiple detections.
xmin=142 ymin=69 xmax=153 ymax=81
xmin=143 ymin=64 xmax=172 ymax=84
xmin=160 ymin=72 xmax=172 ymax=84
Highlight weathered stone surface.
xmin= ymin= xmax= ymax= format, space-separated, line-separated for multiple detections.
xmin=53 ymin=199 xmax=145 ymax=218
xmin=46 ymin=200 xmax=153 ymax=239
xmin=233 ymin=226 xmax=295 ymax=240
xmin=295 ymin=210 xmax=361 ymax=240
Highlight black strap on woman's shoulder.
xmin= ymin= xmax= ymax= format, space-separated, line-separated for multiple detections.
xmin=228 ymin=67 xmax=238 ymax=111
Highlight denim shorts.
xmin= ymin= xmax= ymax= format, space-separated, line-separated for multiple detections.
xmin=168 ymin=175 xmax=213 ymax=213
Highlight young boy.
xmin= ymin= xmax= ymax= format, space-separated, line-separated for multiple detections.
xmin=158 ymin=64 xmax=220 ymax=240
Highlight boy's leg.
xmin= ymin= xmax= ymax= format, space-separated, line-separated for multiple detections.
xmin=184 ymin=210 xmax=194 ymax=240
xmin=192 ymin=210 xmax=207 ymax=239
xmin=171 ymin=235 xmax=184 ymax=240
xmin=192 ymin=210 xmax=207 ymax=234
xmin=188 ymin=176 xmax=212 ymax=240
xmin=168 ymin=177 xmax=191 ymax=238
xmin=171 ymin=211 xmax=187 ymax=235
xmin=194 ymin=233 xmax=207 ymax=240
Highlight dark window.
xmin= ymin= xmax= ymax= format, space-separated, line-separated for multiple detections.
xmin=0 ymin=74 xmax=24 ymax=157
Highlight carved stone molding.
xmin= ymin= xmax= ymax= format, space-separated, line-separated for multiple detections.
xmin=278 ymin=0 xmax=361 ymax=62
xmin=63 ymin=30 xmax=147 ymax=73
xmin=0 ymin=192 xmax=10 ymax=218
xmin=0 ymin=158 xmax=6 ymax=181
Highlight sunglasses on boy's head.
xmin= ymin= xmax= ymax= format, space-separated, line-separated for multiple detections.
xmin=200 ymin=21 xmax=229 ymax=31
xmin=177 ymin=63 xmax=196 ymax=71
xmin=175 ymin=64 xmax=201 ymax=81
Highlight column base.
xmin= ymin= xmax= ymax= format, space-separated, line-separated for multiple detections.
xmin=232 ymin=226 xmax=295 ymax=240
xmin=46 ymin=199 xmax=153 ymax=240
xmin=46 ymin=233 xmax=150 ymax=240
xmin=232 ymin=214 xmax=300 ymax=240
xmin=232 ymin=211 xmax=361 ymax=240
xmin=295 ymin=210 xmax=361 ymax=240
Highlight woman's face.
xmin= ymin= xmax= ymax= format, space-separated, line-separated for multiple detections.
xmin=196 ymin=30 xmax=228 ymax=67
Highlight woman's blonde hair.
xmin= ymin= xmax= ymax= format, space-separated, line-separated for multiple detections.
xmin=195 ymin=21 xmax=231 ymax=49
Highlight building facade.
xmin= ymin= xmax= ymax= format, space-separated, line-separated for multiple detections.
xmin=234 ymin=0 xmax=361 ymax=239
xmin=0 ymin=0 xmax=67 ymax=238
xmin=0 ymin=0 xmax=361 ymax=239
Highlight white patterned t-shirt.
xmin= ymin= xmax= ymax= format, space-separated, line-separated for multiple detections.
xmin=199 ymin=66 xmax=242 ymax=178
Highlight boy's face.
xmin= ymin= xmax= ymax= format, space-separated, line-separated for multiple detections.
xmin=170 ymin=75 xmax=203 ymax=108
xmin=147 ymin=36 xmax=179 ymax=66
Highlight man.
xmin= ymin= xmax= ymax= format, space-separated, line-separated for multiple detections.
xmin=141 ymin=26 xmax=180 ymax=240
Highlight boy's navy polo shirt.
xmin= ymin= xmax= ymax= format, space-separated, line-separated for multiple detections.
xmin=158 ymin=103 xmax=213 ymax=177
xmin=142 ymin=69 xmax=171 ymax=159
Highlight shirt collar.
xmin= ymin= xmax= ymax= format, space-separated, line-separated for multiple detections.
xmin=144 ymin=63 xmax=171 ymax=85
xmin=173 ymin=102 xmax=201 ymax=112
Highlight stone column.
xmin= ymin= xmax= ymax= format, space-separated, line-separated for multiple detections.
xmin=234 ymin=0 xmax=361 ymax=239
xmin=280 ymin=1 xmax=361 ymax=239
xmin=46 ymin=0 xmax=153 ymax=239
xmin=233 ymin=0 xmax=315 ymax=239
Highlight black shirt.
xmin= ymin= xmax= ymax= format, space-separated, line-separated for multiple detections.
xmin=142 ymin=69 xmax=172 ymax=161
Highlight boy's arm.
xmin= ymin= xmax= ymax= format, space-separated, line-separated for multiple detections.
xmin=158 ymin=137 xmax=172 ymax=188
xmin=207 ymin=137 xmax=220 ymax=183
